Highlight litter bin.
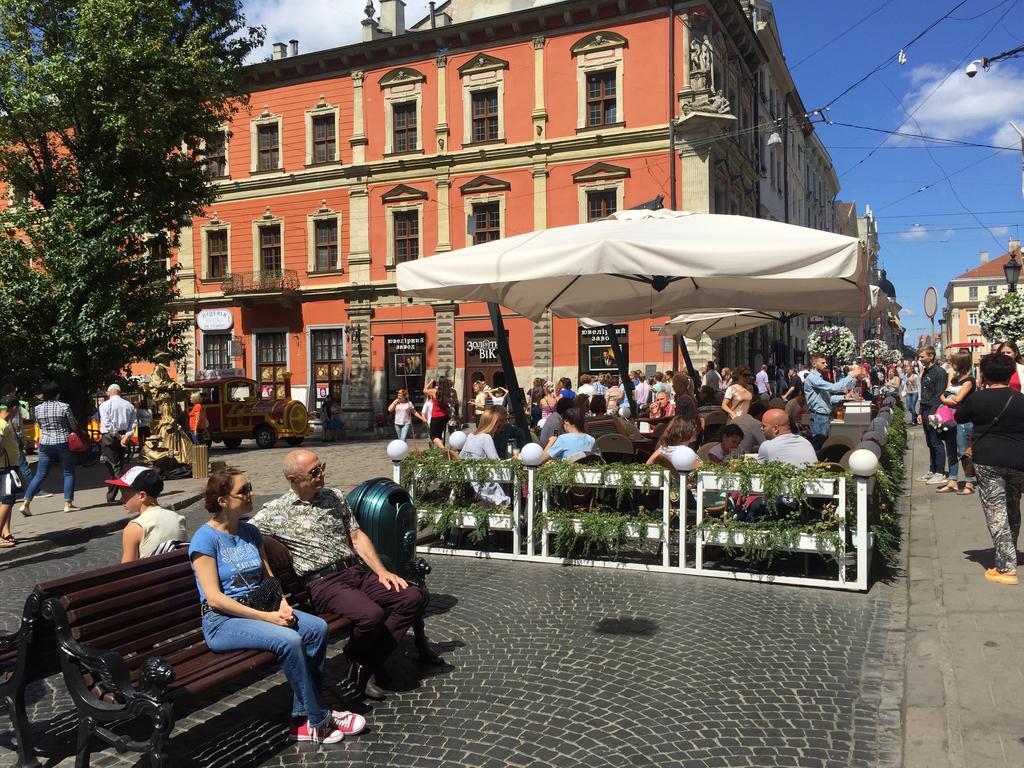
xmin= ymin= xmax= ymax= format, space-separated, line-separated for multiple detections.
xmin=191 ymin=444 xmax=209 ymax=480
xmin=346 ymin=478 xmax=428 ymax=583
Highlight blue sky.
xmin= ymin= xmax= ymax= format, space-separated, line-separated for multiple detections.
xmin=242 ymin=1 xmax=1024 ymax=342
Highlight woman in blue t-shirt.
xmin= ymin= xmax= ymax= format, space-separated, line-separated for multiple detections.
xmin=189 ymin=468 xmax=364 ymax=745
xmin=543 ymin=406 xmax=597 ymax=461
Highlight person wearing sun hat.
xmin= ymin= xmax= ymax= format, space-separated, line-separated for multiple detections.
xmin=107 ymin=466 xmax=186 ymax=562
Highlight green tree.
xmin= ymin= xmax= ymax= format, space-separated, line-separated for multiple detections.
xmin=0 ymin=0 xmax=263 ymax=413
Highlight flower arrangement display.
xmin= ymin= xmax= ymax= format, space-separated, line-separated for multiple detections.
xmin=978 ymin=291 xmax=1024 ymax=346
xmin=885 ymin=348 xmax=903 ymax=365
xmin=807 ymin=326 xmax=856 ymax=363
xmin=860 ymin=338 xmax=889 ymax=362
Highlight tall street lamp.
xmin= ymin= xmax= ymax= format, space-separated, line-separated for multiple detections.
xmin=1005 ymin=250 xmax=1022 ymax=293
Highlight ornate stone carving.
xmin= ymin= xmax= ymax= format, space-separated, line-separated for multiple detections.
xmin=681 ymin=89 xmax=731 ymax=116
xmin=435 ymin=54 xmax=447 ymax=68
xmin=532 ymin=35 xmax=545 ymax=50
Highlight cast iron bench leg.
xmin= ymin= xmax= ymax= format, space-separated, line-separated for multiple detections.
xmin=4 ymin=685 xmax=40 ymax=768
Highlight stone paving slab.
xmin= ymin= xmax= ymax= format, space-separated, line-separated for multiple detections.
xmin=0 ymin=480 xmax=903 ymax=768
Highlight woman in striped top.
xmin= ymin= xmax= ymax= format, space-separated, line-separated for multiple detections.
xmin=19 ymin=381 xmax=79 ymax=515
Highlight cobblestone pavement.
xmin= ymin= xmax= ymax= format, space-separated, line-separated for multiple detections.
xmin=0 ymin=484 xmax=903 ymax=768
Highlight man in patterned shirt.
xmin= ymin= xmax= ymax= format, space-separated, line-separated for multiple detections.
xmin=251 ymin=449 xmax=428 ymax=701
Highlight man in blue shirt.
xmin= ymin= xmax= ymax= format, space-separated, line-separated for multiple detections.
xmin=803 ymin=355 xmax=867 ymax=450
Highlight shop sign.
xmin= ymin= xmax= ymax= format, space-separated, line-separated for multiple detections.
xmin=196 ymin=309 xmax=233 ymax=331
xmin=579 ymin=325 xmax=628 ymax=372
xmin=386 ymin=334 xmax=426 ymax=377
xmin=466 ymin=336 xmax=500 ymax=363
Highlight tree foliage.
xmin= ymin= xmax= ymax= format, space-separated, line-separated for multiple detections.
xmin=0 ymin=0 xmax=263 ymax=411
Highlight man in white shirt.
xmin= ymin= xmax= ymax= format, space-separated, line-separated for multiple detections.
xmin=755 ymin=364 xmax=772 ymax=400
xmin=98 ymin=384 xmax=137 ymax=503
xmin=576 ymin=374 xmax=596 ymax=398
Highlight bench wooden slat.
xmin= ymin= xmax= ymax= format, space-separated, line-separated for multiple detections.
xmin=36 ymin=551 xmax=189 ymax=601
xmin=75 ymin=608 xmax=203 ymax=656
xmin=64 ymin=573 xmax=198 ymax=625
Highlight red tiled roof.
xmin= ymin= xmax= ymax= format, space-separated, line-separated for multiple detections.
xmin=952 ymin=251 xmax=1014 ymax=281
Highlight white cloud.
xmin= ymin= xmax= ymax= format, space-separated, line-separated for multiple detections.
xmin=942 ymin=228 xmax=955 ymax=241
xmin=991 ymin=226 xmax=1010 ymax=238
xmin=898 ymin=226 xmax=928 ymax=241
xmin=243 ymin=0 xmax=436 ymax=60
xmin=902 ymin=308 xmax=915 ymax=317
xmin=896 ymin=62 xmax=1024 ymax=147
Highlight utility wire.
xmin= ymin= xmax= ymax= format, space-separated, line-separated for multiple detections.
xmin=790 ymin=0 xmax=892 ymax=69
xmin=829 ymin=122 xmax=1018 ymax=151
xmin=820 ymin=0 xmax=971 ymax=110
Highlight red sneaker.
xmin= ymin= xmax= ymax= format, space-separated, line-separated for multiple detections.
xmin=330 ymin=710 xmax=367 ymax=736
xmin=290 ymin=717 xmax=345 ymax=744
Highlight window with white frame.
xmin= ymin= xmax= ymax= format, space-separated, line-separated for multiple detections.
xmin=586 ymin=189 xmax=617 ymax=221
xmin=250 ymin=108 xmax=283 ymax=174
xmin=968 ymin=286 xmax=978 ymax=300
xmin=988 ymin=284 xmax=998 ymax=295
xmin=305 ymin=97 xmax=340 ymax=166
xmin=571 ymin=32 xmax=627 ymax=131
xmin=459 ymin=54 xmax=507 ymax=145
xmin=206 ymin=131 xmax=229 ymax=179
xmin=383 ymin=185 xmax=427 ymax=269
xmin=380 ymin=68 xmax=425 ymax=155
xmin=968 ymin=311 xmax=979 ymax=326
xmin=314 ymin=220 xmax=338 ymax=272
xmin=203 ymin=333 xmax=232 ymax=370
xmin=259 ymin=224 xmax=282 ymax=273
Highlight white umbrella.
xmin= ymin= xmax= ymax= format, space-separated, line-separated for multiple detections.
xmin=659 ymin=286 xmax=887 ymax=340
xmin=396 ymin=209 xmax=868 ymax=322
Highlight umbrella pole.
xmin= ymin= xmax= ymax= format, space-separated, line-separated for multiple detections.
xmin=604 ymin=325 xmax=636 ymax=416
xmin=676 ymin=336 xmax=699 ymax=383
xmin=487 ymin=302 xmax=531 ymax=438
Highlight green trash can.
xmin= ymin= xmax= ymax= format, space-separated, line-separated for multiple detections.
xmin=346 ymin=478 xmax=430 ymax=584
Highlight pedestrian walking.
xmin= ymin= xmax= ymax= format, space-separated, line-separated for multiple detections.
xmin=387 ymin=389 xmax=416 ymax=442
xmin=19 ymin=381 xmax=79 ymax=515
xmin=423 ymin=377 xmax=458 ymax=450
xmin=904 ymin=364 xmax=921 ymax=425
xmin=936 ymin=350 xmax=976 ymax=495
xmin=188 ymin=392 xmax=208 ymax=445
xmin=954 ymin=353 xmax=1024 ymax=585
xmin=98 ymin=384 xmax=137 ymax=503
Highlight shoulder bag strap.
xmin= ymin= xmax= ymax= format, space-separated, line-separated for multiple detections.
xmin=967 ymin=390 xmax=1018 ymax=456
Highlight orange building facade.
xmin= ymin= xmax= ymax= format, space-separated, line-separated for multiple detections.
xmin=172 ymin=0 xmax=770 ymax=426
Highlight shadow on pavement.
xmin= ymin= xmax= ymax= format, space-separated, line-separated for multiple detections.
xmin=0 ymin=546 xmax=86 ymax=571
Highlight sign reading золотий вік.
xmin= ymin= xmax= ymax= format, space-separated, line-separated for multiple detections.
xmin=196 ymin=309 xmax=233 ymax=332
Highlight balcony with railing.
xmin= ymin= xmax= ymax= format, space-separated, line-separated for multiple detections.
xmin=221 ymin=269 xmax=299 ymax=296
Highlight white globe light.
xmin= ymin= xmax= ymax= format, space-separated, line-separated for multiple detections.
xmin=447 ymin=430 xmax=467 ymax=451
xmin=519 ymin=442 xmax=545 ymax=467
xmin=386 ymin=439 xmax=411 ymax=462
xmin=856 ymin=441 xmax=882 ymax=458
xmin=669 ymin=445 xmax=700 ymax=472
xmin=848 ymin=448 xmax=879 ymax=476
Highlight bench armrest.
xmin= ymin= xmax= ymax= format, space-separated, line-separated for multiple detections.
xmin=41 ymin=597 xmax=176 ymax=712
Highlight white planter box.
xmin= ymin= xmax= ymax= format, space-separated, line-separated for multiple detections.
xmin=570 ymin=469 xmax=665 ymax=488
xmin=543 ymin=518 xmax=662 ymax=541
xmin=841 ymin=401 xmax=872 ymax=426
xmin=698 ymin=472 xmax=838 ymax=497
xmin=699 ymin=529 xmax=840 ymax=554
xmin=412 ymin=466 xmax=517 ymax=483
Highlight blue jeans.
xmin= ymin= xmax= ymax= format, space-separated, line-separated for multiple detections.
xmin=202 ymin=609 xmax=330 ymax=726
xmin=809 ymin=412 xmax=831 ymax=450
xmin=922 ymin=420 xmax=946 ymax=475
xmin=904 ymin=393 xmax=919 ymax=423
xmin=943 ymin=422 xmax=976 ymax=482
xmin=23 ymin=443 xmax=75 ymax=502
xmin=395 ymin=422 xmax=411 ymax=441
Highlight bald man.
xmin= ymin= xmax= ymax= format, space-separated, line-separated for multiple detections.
xmin=251 ymin=449 xmax=434 ymax=701
xmin=756 ymin=408 xmax=817 ymax=467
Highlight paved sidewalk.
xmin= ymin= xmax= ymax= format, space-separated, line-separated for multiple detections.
xmin=903 ymin=427 xmax=1024 ymax=768
xmin=0 ymin=459 xmax=203 ymax=562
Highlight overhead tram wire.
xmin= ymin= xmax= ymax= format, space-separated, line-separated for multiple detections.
xmin=827 ymin=123 xmax=1019 ymax=152
xmin=818 ymin=0 xmax=972 ymax=111
xmin=833 ymin=0 xmax=1019 ymax=176
xmin=878 ymin=77 xmax=1009 ymax=251
xmin=790 ymin=0 xmax=892 ymax=70
xmin=872 ymin=150 xmax=1005 ymax=212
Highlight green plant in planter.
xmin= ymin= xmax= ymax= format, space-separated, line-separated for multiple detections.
xmin=535 ymin=505 xmax=662 ymax=558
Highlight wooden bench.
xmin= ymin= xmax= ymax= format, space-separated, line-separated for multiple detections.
xmin=3 ymin=542 xmax=352 ymax=768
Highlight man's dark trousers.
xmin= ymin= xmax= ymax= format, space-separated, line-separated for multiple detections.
xmin=922 ymin=420 xmax=946 ymax=475
xmin=308 ymin=565 xmax=423 ymax=671
xmin=101 ymin=434 xmax=129 ymax=501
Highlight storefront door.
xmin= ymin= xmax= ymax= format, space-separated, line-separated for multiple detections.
xmin=464 ymin=331 xmax=505 ymax=422
xmin=385 ymin=333 xmax=427 ymax=406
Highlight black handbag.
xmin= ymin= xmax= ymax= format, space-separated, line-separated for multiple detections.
xmin=239 ymin=576 xmax=283 ymax=612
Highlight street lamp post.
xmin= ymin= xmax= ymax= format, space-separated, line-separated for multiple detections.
xmin=1004 ymin=250 xmax=1021 ymax=293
